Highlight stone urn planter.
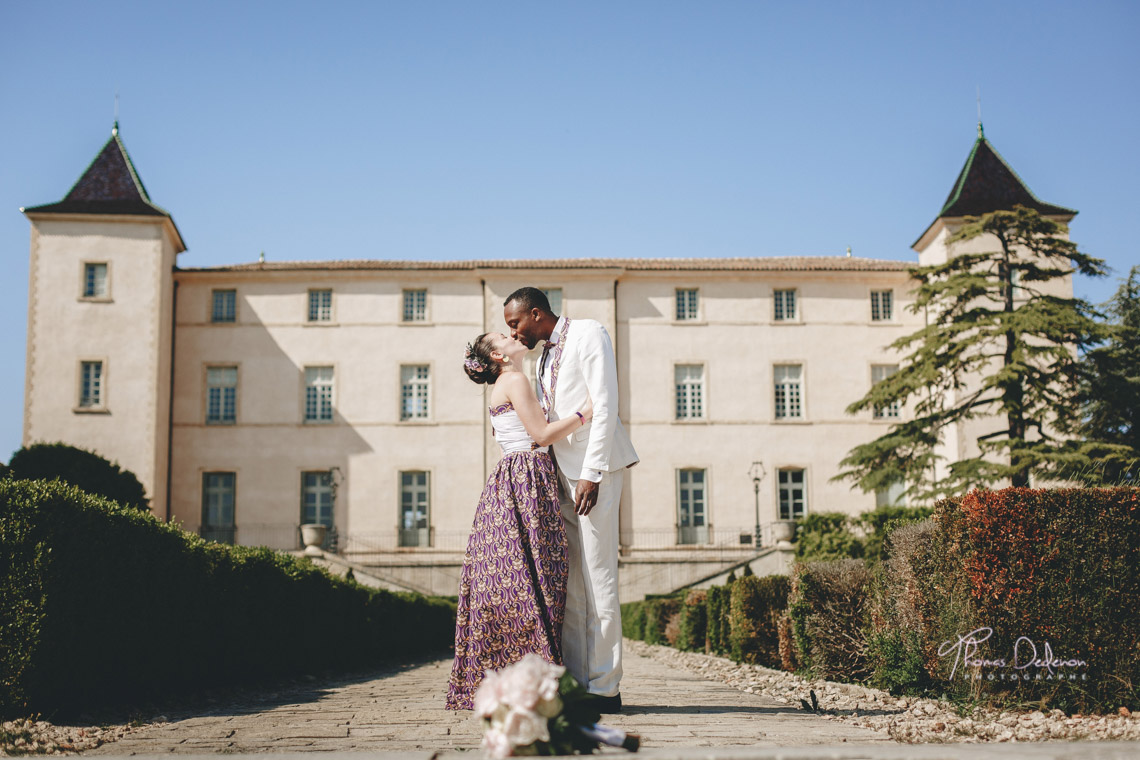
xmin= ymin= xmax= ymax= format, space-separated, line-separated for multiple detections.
xmin=300 ymin=524 xmax=327 ymax=557
xmin=771 ymin=520 xmax=796 ymax=547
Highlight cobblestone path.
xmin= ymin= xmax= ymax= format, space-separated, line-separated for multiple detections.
xmin=87 ymin=643 xmax=887 ymax=754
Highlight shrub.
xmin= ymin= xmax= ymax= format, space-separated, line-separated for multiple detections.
xmin=663 ymin=610 xmax=682 ymax=647
xmin=794 ymin=512 xmax=864 ymax=562
xmin=788 ymin=559 xmax=873 ymax=682
xmin=912 ymin=488 xmax=1140 ymax=713
xmin=729 ymin=574 xmax=791 ymax=667
xmin=621 ymin=601 xmax=647 ymax=640
xmin=676 ymin=590 xmax=708 ymax=652
xmin=867 ymin=628 xmax=930 ymax=695
xmin=867 ymin=520 xmax=937 ymax=694
xmin=705 ymin=585 xmax=730 ymax=654
xmin=0 ymin=478 xmax=456 ymax=718
xmin=857 ymin=504 xmax=934 ymax=565
xmin=777 ymin=614 xmax=797 ymax=672
xmin=643 ymin=596 xmax=681 ymax=646
xmin=8 ymin=443 xmax=149 ymax=510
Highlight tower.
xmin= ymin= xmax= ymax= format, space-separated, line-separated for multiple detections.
xmin=911 ymin=124 xmax=1078 ymax=483
xmin=912 ymin=122 xmax=1077 ymax=265
xmin=21 ymin=123 xmax=185 ymax=517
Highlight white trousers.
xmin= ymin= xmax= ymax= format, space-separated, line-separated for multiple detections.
xmin=557 ymin=468 xmax=623 ymax=697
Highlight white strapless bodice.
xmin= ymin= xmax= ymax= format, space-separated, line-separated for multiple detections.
xmin=490 ymin=402 xmax=548 ymax=454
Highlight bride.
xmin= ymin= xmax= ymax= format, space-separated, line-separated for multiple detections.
xmin=446 ymin=331 xmax=592 ymax=710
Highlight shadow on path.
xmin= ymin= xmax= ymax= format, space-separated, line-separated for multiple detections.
xmin=73 ymin=651 xmax=452 ymax=726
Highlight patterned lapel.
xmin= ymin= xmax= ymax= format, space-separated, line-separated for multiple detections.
xmin=541 ymin=318 xmax=571 ymax=421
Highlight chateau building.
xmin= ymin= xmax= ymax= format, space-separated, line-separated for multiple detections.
xmin=20 ymin=123 xmax=1075 ymax=595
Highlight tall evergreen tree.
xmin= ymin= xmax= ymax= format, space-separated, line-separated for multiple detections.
xmin=836 ymin=206 xmax=1108 ymax=500
xmin=1069 ymin=266 xmax=1140 ymax=483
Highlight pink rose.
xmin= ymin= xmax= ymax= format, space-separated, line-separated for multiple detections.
xmin=500 ymin=707 xmax=550 ymax=747
xmin=500 ymin=661 xmax=541 ymax=710
xmin=473 ymin=670 xmax=503 ymax=718
xmin=481 ymin=727 xmax=512 ymax=759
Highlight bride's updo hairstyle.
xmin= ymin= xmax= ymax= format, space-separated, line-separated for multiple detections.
xmin=463 ymin=334 xmax=501 ymax=385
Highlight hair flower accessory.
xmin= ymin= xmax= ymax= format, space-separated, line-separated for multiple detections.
xmin=465 ymin=343 xmax=486 ymax=373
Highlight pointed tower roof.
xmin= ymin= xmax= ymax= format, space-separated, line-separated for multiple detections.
xmin=913 ymin=124 xmax=1076 ymax=248
xmin=23 ymin=123 xmax=185 ymax=250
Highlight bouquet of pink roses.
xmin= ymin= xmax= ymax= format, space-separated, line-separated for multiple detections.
xmin=473 ymin=654 xmax=639 ymax=757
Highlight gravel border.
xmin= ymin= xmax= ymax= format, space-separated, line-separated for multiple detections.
xmin=627 ymin=640 xmax=1140 ymax=744
xmin=0 ymin=719 xmax=149 ymax=755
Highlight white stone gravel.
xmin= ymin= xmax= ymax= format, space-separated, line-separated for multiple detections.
xmin=1 ymin=718 xmax=152 ymax=755
xmin=627 ymin=639 xmax=1140 ymax=744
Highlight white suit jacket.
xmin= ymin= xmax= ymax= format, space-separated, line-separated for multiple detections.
xmin=547 ymin=318 xmax=639 ymax=481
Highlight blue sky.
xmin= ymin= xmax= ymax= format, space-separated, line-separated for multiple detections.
xmin=2 ymin=0 xmax=1138 ymax=462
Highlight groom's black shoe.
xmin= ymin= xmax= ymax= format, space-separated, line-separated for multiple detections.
xmin=590 ymin=693 xmax=622 ymax=714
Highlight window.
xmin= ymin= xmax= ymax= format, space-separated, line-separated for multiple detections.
xmin=675 ymin=288 xmax=699 ymax=321
xmin=399 ymin=471 xmax=430 ymax=547
xmin=400 ymin=365 xmax=430 ymax=420
xmin=308 ymin=289 xmax=332 ymax=322
xmin=78 ymin=361 xmax=104 ymax=408
xmin=201 ymin=472 xmax=236 ymax=544
xmin=403 ymin=289 xmax=427 ymax=322
xmin=778 ymin=469 xmax=806 ymax=520
xmin=773 ymin=289 xmax=796 ymax=321
xmin=304 ymin=366 xmax=334 ymax=422
xmin=541 ymin=288 xmax=563 ymax=315
xmin=674 ymin=364 xmax=705 ymax=420
xmin=774 ymin=364 xmax=803 ymax=419
xmin=206 ymin=367 xmax=238 ymax=424
xmin=871 ymin=364 xmax=900 ymax=419
xmin=301 ymin=471 xmax=334 ymax=526
xmin=677 ymin=468 xmax=708 ymax=545
xmin=871 ymin=290 xmax=893 ymax=321
xmin=212 ymin=290 xmax=236 ymax=323
xmin=876 ymin=480 xmax=907 ymax=508
xmin=83 ymin=263 xmax=107 ymax=298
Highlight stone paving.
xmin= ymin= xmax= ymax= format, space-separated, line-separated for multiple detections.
xmin=86 ymin=644 xmax=886 ymax=755
xmin=68 ymin=641 xmax=1140 ymax=759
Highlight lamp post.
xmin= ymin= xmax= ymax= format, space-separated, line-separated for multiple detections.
xmin=748 ymin=461 xmax=766 ymax=548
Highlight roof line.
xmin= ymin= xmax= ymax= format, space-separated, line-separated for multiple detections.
xmin=938 ymin=137 xmax=982 ymax=216
xmin=110 ymin=129 xmax=175 ymax=218
xmin=961 ymin=137 xmax=1077 ymax=217
xmin=176 ymin=256 xmax=913 ymax=274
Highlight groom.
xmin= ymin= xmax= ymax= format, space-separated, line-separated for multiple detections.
xmin=504 ymin=287 xmax=638 ymax=713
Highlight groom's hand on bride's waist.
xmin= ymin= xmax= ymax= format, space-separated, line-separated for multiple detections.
xmin=574 ymin=479 xmax=599 ymax=516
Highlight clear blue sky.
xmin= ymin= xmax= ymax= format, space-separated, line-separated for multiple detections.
xmin=3 ymin=0 xmax=1138 ymax=462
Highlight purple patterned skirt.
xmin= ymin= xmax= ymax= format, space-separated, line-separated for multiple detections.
xmin=445 ymin=449 xmax=568 ymax=710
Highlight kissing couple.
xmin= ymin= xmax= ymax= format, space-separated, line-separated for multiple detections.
xmin=445 ymin=287 xmax=639 ymax=714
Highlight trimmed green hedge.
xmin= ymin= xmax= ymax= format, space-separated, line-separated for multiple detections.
xmin=621 ymin=600 xmax=647 ymax=640
xmin=8 ymin=442 xmax=149 ymax=511
xmin=899 ymin=488 xmax=1140 ymax=713
xmin=729 ymin=574 xmax=791 ymax=667
xmin=644 ymin=596 xmax=681 ymax=645
xmin=676 ymin=590 xmax=707 ymax=652
xmin=788 ymin=559 xmax=873 ymax=682
xmin=0 ymin=479 xmax=456 ymax=718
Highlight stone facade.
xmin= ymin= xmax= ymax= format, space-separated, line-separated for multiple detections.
xmin=20 ymin=124 xmax=1076 ymax=597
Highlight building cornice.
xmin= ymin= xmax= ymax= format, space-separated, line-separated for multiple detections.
xmin=177 ymin=256 xmax=912 ymax=275
xmin=23 ymin=211 xmax=187 ymax=254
